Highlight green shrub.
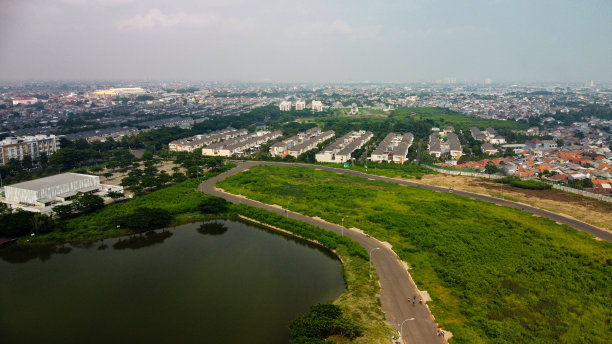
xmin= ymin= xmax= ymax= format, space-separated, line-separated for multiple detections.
xmin=289 ymin=303 xmax=363 ymax=343
xmin=115 ymin=207 xmax=173 ymax=230
xmin=498 ymin=176 xmax=552 ymax=190
xmin=198 ymin=196 xmax=229 ymax=214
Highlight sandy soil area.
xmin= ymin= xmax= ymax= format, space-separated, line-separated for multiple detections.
xmin=410 ymin=174 xmax=612 ymax=230
xmin=99 ymin=160 xmax=185 ymax=196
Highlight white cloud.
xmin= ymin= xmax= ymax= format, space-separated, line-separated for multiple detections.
xmin=115 ymin=8 xmax=217 ymax=31
xmin=330 ymin=20 xmax=352 ymax=34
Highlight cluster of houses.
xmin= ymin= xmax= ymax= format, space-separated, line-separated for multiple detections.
xmin=470 ymin=126 xmax=507 ymax=155
xmin=169 ymin=128 xmax=247 ymax=152
xmin=269 ymin=127 xmax=335 ymax=158
xmin=201 ymin=130 xmax=282 ymax=157
xmin=428 ymin=127 xmax=463 ymax=160
xmin=370 ymin=133 xmax=414 ymax=164
xmin=315 ymin=130 xmax=373 ymax=163
xmin=438 ymin=148 xmax=612 ymax=195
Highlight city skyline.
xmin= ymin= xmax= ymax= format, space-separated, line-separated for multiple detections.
xmin=0 ymin=0 xmax=611 ymax=83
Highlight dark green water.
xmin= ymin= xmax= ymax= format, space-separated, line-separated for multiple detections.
xmin=0 ymin=220 xmax=345 ymax=344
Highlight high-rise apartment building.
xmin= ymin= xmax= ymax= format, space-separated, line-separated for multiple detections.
xmin=311 ymin=100 xmax=323 ymax=112
xmin=295 ymin=100 xmax=306 ymax=110
xmin=279 ymin=101 xmax=292 ymax=111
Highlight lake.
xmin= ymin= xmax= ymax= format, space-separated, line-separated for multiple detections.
xmin=0 ymin=220 xmax=346 ymax=343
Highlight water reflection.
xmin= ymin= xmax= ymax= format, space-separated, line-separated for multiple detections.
xmin=112 ymin=230 xmax=173 ymax=250
xmin=197 ymin=221 xmax=228 ymax=236
xmin=0 ymin=244 xmax=72 ymax=264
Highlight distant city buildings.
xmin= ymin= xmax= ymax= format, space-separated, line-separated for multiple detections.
xmin=0 ymin=134 xmax=59 ymax=165
xmin=12 ymin=97 xmax=38 ymax=105
xmin=92 ymin=88 xmax=146 ymax=96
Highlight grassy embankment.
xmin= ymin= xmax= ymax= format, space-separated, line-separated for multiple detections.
xmin=218 ymin=165 xmax=612 ymax=344
xmin=21 ymin=176 xmax=393 ymax=343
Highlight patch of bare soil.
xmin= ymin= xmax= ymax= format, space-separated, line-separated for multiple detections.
xmin=99 ymin=161 xmax=185 ymax=196
xmin=414 ymin=174 xmax=612 ymax=230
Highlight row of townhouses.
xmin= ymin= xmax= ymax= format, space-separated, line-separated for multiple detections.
xmin=270 ymin=127 xmax=335 ymax=158
xmin=315 ymin=130 xmax=373 ymax=163
xmin=428 ymin=128 xmax=463 ymax=160
xmin=169 ymin=128 xmax=248 ymax=152
xmin=202 ymin=131 xmax=282 ymax=157
xmin=370 ymin=132 xmax=414 ymax=164
xmin=470 ymin=126 xmax=506 ymax=144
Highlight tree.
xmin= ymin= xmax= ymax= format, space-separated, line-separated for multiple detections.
xmin=198 ymin=197 xmax=229 ymax=214
xmin=31 ymin=213 xmax=54 ymax=234
xmin=39 ymin=152 xmax=49 ymax=167
xmin=485 ymin=163 xmax=500 ymax=174
xmin=115 ymin=207 xmax=172 ymax=230
xmin=0 ymin=210 xmax=35 ymax=236
xmin=120 ymin=176 xmax=140 ymax=188
xmin=144 ymin=165 xmax=158 ymax=176
xmin=172 ymin=172 xmax=187 ymax=183
xmin=187 ymin=166 xmax=203 ymax=179
xmin=22 ymin=155 xmax=33 ymax=169
xmin=140 ymin=175 xmax=157 ymax=189
xmin=106 ymin=191 xmax=124 ymax=199
xmin=71 ymin=192 xmax=105 ymax=214
xmin=156 ymin=171 xmax=172 ymax=186
xmin=52 ymin=204 xmax=73 ymax=219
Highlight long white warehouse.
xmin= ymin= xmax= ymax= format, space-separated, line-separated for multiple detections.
xmin=4 ymin=173 xmax=100 ymax=207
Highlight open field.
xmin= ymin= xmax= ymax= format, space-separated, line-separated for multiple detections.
xmin=218 ymin=165 xmax=612 ymax=344
xmin=414 ymin=173 xmax=612 ymax=230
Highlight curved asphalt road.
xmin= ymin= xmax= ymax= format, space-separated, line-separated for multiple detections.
xmin=199 ymin=161 xmax=611 ymax=344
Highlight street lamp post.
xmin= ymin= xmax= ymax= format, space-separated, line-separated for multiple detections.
xmin=398 ymin=318 xmax=415 ymax=341
xmin=285 ymin=199 xmax=292 ymax=218
xmin=369 ymin=247 xmax=380 ymax=279
xmin=341 ymin=216 xmax=348 ymax=236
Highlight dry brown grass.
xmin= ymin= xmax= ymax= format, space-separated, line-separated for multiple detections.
xmin=409 ymin=174 xmax=612 ymax=230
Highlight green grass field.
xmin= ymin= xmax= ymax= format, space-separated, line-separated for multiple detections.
xmin=218 ymin=165 xmax=612 ymax=344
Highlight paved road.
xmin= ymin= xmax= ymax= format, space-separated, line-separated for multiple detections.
xmin=199 ymin=161 xmax=611 ymax=344
xmin=200 ymin=161 xmax=444 ymax=344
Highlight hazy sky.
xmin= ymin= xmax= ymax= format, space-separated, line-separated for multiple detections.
xmin=0 ymin=0 xmax=610 ymax=83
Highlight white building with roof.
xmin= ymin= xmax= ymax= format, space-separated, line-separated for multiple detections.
xmin=2 ymin=173 xmax=122 ymax=213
